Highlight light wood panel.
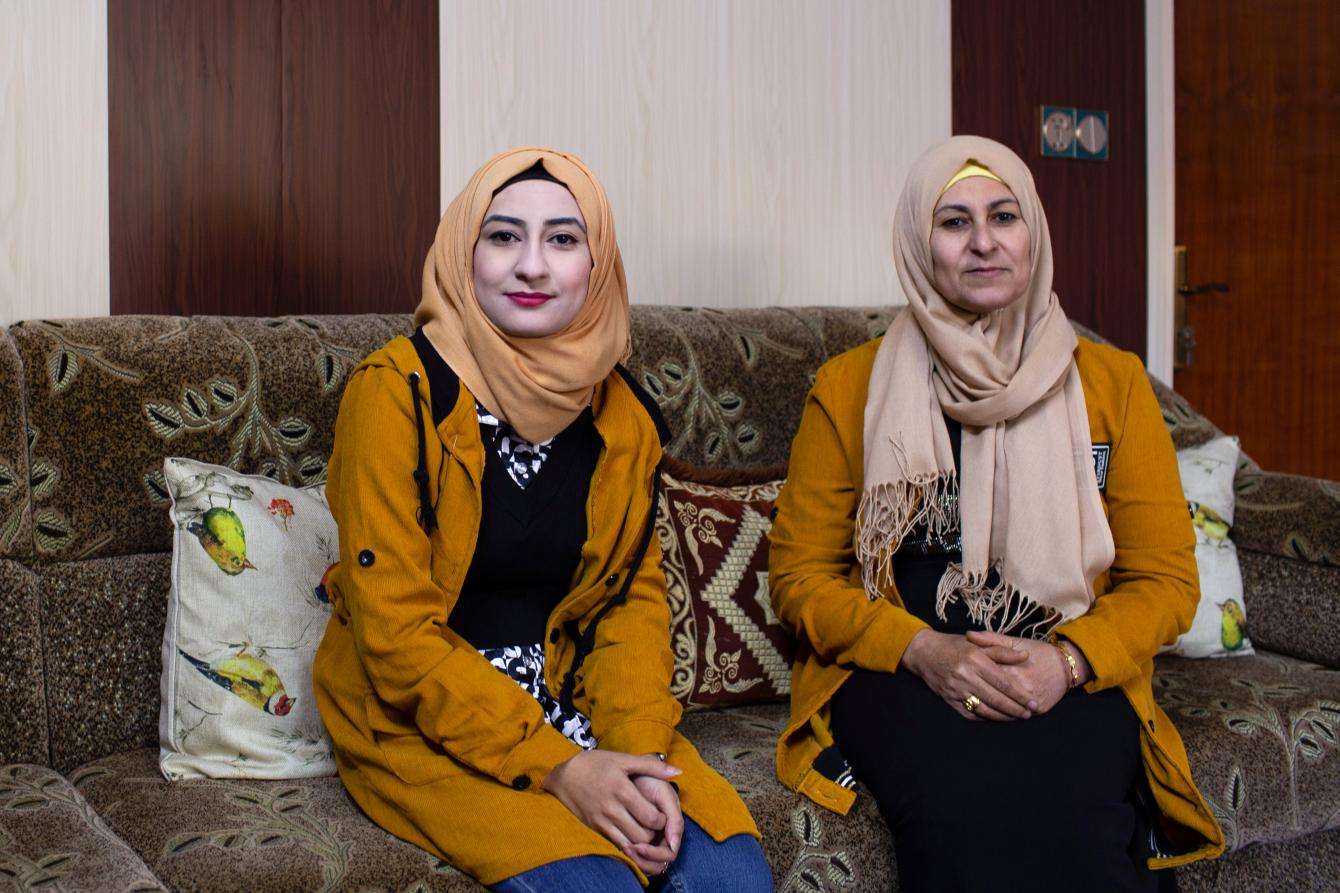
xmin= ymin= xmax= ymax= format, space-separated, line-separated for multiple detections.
xmin=0 ymin=0 xmax=110 ymax=326
xmin=439 ymin=0 xmax=952 ymax=308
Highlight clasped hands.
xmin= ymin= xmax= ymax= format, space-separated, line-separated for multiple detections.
xmin=901 ymin=628 xmax=1093 ymax=721
xmin=542 ymin=750 xmax=683 ymax=876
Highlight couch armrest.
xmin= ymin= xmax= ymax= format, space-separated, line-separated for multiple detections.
xmin=1232 ymin=469 xmax=1340 ymax=667
xmin=1238 ymin=550 xmax=1339 ymax=668
xmin=1233 ymin=469 xmax=1340 ymax=564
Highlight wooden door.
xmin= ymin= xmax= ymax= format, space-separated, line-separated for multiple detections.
xmin=1174 ymin=1 xmax=1339 ymax=478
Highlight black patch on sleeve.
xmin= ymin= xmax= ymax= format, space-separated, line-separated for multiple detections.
xmin=615 ymin=364 xmax=671 ymax=447
xmin=1091 ymin=443 xmax=1112 ymax=491
xmin=410 ymin=328 xmax=461 ymax=428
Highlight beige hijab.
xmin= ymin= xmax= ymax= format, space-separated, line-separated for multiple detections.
xmin=857 ymin=136 xmax=1115 ymax=634
xmin=414 ymin=147 xmax=630 ymax=443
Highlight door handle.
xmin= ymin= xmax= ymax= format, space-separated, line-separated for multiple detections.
xmin=1173 ymin=247 xmax=1230 ymax=371
xmin=1178 ymin=282 xmax=1229 ymax=297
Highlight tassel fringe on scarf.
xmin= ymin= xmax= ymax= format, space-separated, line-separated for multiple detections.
xmin=856 ymin=473 xmax=1061 ymax=640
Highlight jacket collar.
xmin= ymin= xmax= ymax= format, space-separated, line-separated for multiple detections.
xmin=353 ymin=334 xmax=668 ymax=459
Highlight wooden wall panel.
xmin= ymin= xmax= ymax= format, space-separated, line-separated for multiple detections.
xmin=951 ymin=0 xmax=1147 ymax=356
xmin=280 ymin=0 xmax=439 ymax=316
xmin=109 ymin=0 xmax=283 ymax=316
xmin=108 ymin=0 xmax=439 ymax=317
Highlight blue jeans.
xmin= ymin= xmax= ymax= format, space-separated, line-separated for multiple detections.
xmin=491 ymin=817 xmax=772 ymax=892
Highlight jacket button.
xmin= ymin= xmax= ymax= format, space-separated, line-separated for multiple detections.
xmin=606 ymin=573 xmax=619 ymax=586
xmin=511 ymin=775 xmax=531 ymax=791
xmin=549 ymin=628 xmax=560 ymax=644
xmin=358 ymin=549 xmax=375 ymax=568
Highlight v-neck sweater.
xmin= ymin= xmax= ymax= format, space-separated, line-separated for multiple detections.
xmin=410 ymin=327 xmax=603 ymax=649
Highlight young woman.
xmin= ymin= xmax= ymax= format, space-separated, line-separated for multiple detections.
xmin=314 ymin=147 xmax=770 ymax=891
xmin=769 ymin=136 xmax=1224 ymax=891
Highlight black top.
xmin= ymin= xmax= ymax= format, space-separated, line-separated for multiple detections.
xmin=451 ymin=406 xmax=600 ymax=647
xmin=892 ymin=416 xmax=1049 ymax=634
xmin=409 ymin=328 xmax=603 ymax=649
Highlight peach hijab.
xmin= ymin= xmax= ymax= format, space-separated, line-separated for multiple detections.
xmin=857 ymin=136 xmax=1115 ymax=634
xmin=414 ymin=147 xmax=630 ymax=443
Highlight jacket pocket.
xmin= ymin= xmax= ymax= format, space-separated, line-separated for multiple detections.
xmin=363 ymin=692 xmax=463 ymax=787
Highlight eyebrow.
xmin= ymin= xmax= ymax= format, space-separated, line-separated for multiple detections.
xmin=481 ymin=214 xmax=587 ymax=233
xmin=545 ymin=216 xmax=587 ymax=233
xmin=935 ymin=198 xmax=1020 ymax=215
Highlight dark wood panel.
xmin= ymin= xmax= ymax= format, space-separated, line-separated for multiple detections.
xmin=951 ymin=0 xmax=1147 ymax=356
xmin=1174 ymin=1 xmax=1339 ymax=477
xmin=279 ymin=0 xmax=440 ymax=315
xmin=109 ymin=0 xmax=283 ymax=316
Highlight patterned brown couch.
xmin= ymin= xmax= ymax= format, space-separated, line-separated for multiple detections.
xmin=1 ymin=308 xmax=1337 ymax=892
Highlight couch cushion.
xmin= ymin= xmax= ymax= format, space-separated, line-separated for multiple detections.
xmin=1175 ymin=827 xmax=1340 ymax=892
xmin=1239 ymin=549 xmax=1340 ymax=668
xmin=68 ymin=682 xmax=1340 ymax=891
xmin=0 ymin=560 xmax=45 ymax=766
xmin=625 ymin=306 xmax=894 ymax=467
xmin=11 ymin=310 xmax=1232 ymax=564
xmin=42 ymin=554 xmax=171 ymax=771
xmin=1154 ymin=653 xmax=1340 ymax=850
xmin=8 ymin=315 xmax=410 ymax=563
xmin=72 ymin=748 xmax=475 ymax=892
xmin=0 ymin=763 xmax=163 ymax=891
xmin=681 ymin=704 xmax=895 ymax=890
xmin=0 ymin=334 xmax=32 ymax=561
xmin=73 ymin=705 xmax=897 ymax=892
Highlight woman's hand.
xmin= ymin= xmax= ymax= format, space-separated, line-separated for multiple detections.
xmin=965 ymin=630 xmax=1092 ymax=715
xmin=627 ymin=772 xmax=683 ymax=875
xmin=541 ymin=750 xmax=681 ymax=874
xmin=900 ymin=629 xmax=1036 ymax=720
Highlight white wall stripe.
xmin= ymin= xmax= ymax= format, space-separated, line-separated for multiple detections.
xmin=439 ymin=0 xmax=952 ymax=308
xmin=0 ymin=0 xmax=110 ymax=327
xmin=1145 ymin=0 xmax=1176 ymax=383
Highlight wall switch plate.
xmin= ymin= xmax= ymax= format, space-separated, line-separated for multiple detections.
xmin=1075 ymin=109 xmax=1109 ymax=159
xmin=1041 ymin=106 xmax=1077 ymax=157
xmin=1040 ymin=106 xmax=1109 ymax=160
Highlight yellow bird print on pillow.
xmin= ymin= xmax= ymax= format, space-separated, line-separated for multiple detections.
xmin=178 ymin=647 xmax=294 ymax=715
xmin=1217 ymin=599 xmax=1249 ymax=652
xmin=186 ymin=506 xmax=256 ymax=575
xmin=1188 ymin=501 xmax=1230 ymax=544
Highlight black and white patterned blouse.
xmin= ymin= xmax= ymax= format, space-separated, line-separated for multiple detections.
xmin=476 ymin=402 xmax=554 ymax=489
xmin=478 ymin=643 xmax=596 ymax=750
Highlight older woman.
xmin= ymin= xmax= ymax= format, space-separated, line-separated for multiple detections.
xmin=313 ymin=148 xmax=770 ymax=891
xmin=769 ymin=136 xmax=1224 ymax=890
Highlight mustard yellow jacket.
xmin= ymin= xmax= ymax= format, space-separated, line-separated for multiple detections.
xmin=768 ymin=334 xmax=1225 ymax=869
xmin=312 ymin=336 xmax=757 ymax=885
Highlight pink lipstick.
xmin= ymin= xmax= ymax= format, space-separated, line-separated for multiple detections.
xmin=505 ymin=291 xmax=554 ymax=307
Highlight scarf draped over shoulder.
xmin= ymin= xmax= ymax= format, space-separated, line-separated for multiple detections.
xmin=857 ymin=135 xmax=1115 ymax=635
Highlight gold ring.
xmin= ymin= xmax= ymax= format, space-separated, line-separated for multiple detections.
xmin=963 ymin=694 xmax=981 ymax=713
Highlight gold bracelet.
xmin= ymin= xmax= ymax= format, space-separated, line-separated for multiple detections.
xmin=1048 ymin=632 xmax=1080 ymax=689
